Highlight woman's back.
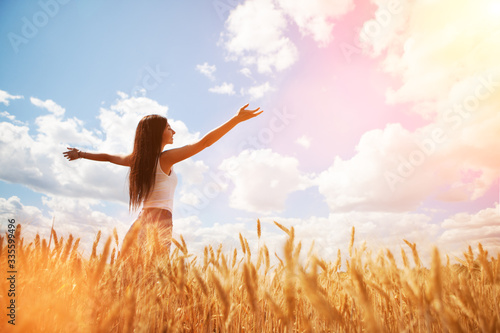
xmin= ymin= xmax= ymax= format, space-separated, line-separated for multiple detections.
xmin=142 ymin=158 xmax=177 ymax=213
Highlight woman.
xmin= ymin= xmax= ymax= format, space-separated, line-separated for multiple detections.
xmin=63 ymin=104 xmax=263 ymax=251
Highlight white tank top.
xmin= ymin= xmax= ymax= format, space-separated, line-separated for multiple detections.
xmin=142 ymin=159 xmax=177 ymax=213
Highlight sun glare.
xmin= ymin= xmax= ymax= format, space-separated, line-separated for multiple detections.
xmin=487 ymin=1 xmax=500 ymax=17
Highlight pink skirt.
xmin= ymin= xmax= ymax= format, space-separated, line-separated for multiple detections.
xmin=124 ymin=207 xmax=173 ymax=250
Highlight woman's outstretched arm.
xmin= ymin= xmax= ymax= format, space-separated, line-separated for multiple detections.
xmin=63 ymin=148 xmax=131 ymax=166
xmin=162 ymin=103 xmax=263 ymax=165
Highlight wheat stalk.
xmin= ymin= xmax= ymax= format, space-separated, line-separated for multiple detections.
xmin=7 ymin=221 xmax=500 ymax=332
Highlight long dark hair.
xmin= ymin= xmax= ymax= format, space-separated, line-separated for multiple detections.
xmin=129 ymin=114 xmax=167 ymax=211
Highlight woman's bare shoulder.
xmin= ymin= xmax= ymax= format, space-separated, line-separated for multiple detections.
xmin=159 ymin=151 xmax=173 ymax=174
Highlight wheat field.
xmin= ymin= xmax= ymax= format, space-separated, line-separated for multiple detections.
xmin=1 ymin=221 xmax=499 ymax=332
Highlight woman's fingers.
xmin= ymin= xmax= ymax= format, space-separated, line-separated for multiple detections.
xmin=239 ymin=104 xmax=263 ymax=112
xmin=242 ymin=110 xmax=263 ymax=120
xmin=241 ymin=107 xmax=260 ymax=113
xmin=63 ymin=148 xmax=79 ymax=161
xmin=237 ymin=104 xmax=263 ymax=120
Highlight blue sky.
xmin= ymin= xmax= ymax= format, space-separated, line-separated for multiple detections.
xmin=1 ymin=0 xmax=499 ymax=261
xmin=2 ymin=1 xmax=234 ymax=123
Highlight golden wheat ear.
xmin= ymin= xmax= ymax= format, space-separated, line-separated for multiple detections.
xmin=11 ymin=223 xmax=498 ymax=332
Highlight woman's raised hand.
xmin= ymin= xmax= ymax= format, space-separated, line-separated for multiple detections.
xmin=63 ymin=147 xmax=80 ymax=161
xmin=235 ymin=103 xmax=263 ymax=122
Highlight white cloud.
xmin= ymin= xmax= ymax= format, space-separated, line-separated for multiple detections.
xmin=97 ymin=94 xmax=169 ymax=154
xmin=295 ymin=135 xmax=311 ymax=148
xmin=0 ymin=195 xmax=134 ymax=256
xmin=220 ymin=0 xmax=298 ymax=74
xmin=0 ymin=110 xmax=229 ymax=256
xmin=0 ymin=111 xmax=24 ymax=125
xmin=360 ymin=0 xmax=500 ymax=114
xmin=315 ymin=124 xmax=448 ymax=212
xmin=244 ymin=82 xmax=274 ymax=100
xmin=173 ymin=215 xmax=256 ymax=257
xmin=178 ymin=191 xmax=202 ymax=207
xmin=0 ymin=111 xmax=15 ymax=121
xmin=40 ymin=195 xmax=132 ymax=253
xmin=0 ymin=91 xmax=214 ymax=256
xmin=116 ymin=91 xmax=128 ymax=99
xmin=358 ymin=0 xmax=411 ymax=58
xmin=219 ymin=149 xmax=312 ymax=214
xmin=208 ymin=82 xmax=235 ymax=95
xmin=240 ymin=67 xmax=253 ymax=79
xmin=174 ymin=159 xmax=210 ymax=186
xmin=276 ymin=0 xmax=354 ymax=46
xmin=0 ymin=115 xmax=129 ymax=203
xmin=0 ymin=92 xmax=200 ymax=205
xmin=196 ymin=62 xmax=216 ymax=80
xmin=331 ymin=0 xmax=500 ymax=212
xmin=439 ymin=205 xmax=500 ymax=258
xmin=174 ymin=210 xmax=441 ymax=267
xmin=220 ymin=0 xmax=356 ymax=74
xmin=315 ymin=116 xmax=500 ymax=213
xmin=3 ymin=193 xmax=495 ymax=265
xmin=0 ymin=89 xmax=23 ymax=105
xmin=0 ymin=196 xmax=51 ymax=233
xmin=31 ymin=97 xmax=65 ymax=117
xmin=286 ymin=211 xmax=439 ymax=264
